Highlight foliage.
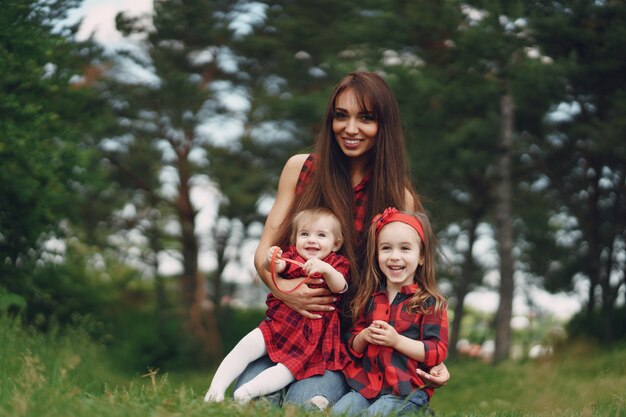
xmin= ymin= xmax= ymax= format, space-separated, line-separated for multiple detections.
xmin=215 ymin=306 xmax=266 ymax=353
xmin=0 ymin=0 xmax=110 ymax=269
xmin=101 ymin=0 xmax=273 ymax=360
xmin=523 ymin=0 xmax=626 ymax=338
xmin=0 ymin=285 xmax=26 ymax=314
xmin=104 ymin=306 xmax=192 ymax=372
xmin=567 ymin=305 xmax=626 ymax=343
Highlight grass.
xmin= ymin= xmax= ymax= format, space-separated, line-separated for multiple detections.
xmin=431 ymin=343 xmax=626 ymax=416
xmin=1 ymin=316 xmax=625 ymax=417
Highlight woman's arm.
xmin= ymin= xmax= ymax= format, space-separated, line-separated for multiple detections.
xmin=254 ymin=154 xmax=336 ymax=319
xmin=405 ymin=188 xmax=418 ymax=212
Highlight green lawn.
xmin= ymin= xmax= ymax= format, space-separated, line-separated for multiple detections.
xmin=1 ymin=317 xmax=624 ymax=417
xmin=430 ymin=343 xmax=626 ymax=416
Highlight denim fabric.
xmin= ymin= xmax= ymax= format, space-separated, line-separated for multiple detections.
xmin=331 ymin=389 xmax=431 ymax=417
xmin=234 ymin=354 xmax=349 ymax=410
xmin=284 ymin=369 xmax=349 ymax=410
xmin=331 ymin=390 xmax=371 ymax=415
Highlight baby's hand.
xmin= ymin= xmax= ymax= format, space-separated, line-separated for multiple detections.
xmin=303 ymin=258 xmax=331 ymax=277
xmin=266 ymin=246 xmax=286 ymax=272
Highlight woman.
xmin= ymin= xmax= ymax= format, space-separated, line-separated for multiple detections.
xmin=234 ymin=71 xmax=450 ymax=410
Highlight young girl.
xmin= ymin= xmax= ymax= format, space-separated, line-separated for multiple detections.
xmin=332 ymin=207 xmax=448 ymax=417
xmin=204 ymin=207 xmax=350 ymax=403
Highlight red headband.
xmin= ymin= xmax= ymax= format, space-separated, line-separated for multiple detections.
xmin=372 ymin=207 xmax=425 ymax=243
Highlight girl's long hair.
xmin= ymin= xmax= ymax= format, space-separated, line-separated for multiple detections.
xmin=274 ymin=72 xmax=421 ymax=302
xmin=351 ymin=211 xmax=446 ymax=320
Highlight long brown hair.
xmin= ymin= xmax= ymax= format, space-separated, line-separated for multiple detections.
xmin=352 ymin=210 xmax=445 ymax=320
xmin=275 ymin=72 xmax=421 ymax=302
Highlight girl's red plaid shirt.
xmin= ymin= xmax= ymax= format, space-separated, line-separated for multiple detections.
xmin=342 ymin=284 xmax=448 ymax=400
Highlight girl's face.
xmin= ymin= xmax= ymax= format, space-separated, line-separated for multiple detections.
xmin=377 ymin=222 xmax=424 ymax=291
xmin=332 ymin=88 xmax=378 ymax=159
xmin=295 ymin=217 xmax=342 ymax=261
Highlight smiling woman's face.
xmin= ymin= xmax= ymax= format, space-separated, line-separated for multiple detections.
xmin=332 ymin=88 xmax=378 ymax=159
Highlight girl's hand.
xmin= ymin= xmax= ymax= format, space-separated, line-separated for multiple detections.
xmin=367 ymin=320 xmax=400 ymax=347
xmin=416 ymin=362 xmax=450 ymax=388
xmin=358 ymin=325 xmax=376 ymax=346
xmin=274 ymin=276 xmax=335 ymax=319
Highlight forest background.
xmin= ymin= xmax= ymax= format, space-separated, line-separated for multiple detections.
xmin=1 ymin=0 xmax=625 ymax=406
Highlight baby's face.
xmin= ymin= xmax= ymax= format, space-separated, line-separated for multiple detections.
xmin=294 ymin=218 xmax=341 ymax=260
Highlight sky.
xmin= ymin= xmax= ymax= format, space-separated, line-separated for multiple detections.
xmin=68 ymin=0 xmax=584 ymax=324
xmin=69 ymin=0 xmax=153 ymax=46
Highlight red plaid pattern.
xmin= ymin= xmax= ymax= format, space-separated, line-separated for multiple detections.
xmin=258 ymin=248 xmax=351 ymax=379
xmin=296 ymin=154 xmax=370 ymax=234
xmin=342 ymin=284 xmax=448 ymax=399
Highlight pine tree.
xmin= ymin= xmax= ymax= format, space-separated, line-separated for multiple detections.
xmin=101 ymin=0 xmax=253 ymax=361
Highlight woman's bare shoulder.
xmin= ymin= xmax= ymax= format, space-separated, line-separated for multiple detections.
xmin=276 ymin=153 xmax=311 ymax=191
xmin=282 ymin=153 xmax=311 ymax=176
xmin=404 ymin=188 xmax=418 ymax=211
xmin=286 ymin=153 xmax=310 ymax=168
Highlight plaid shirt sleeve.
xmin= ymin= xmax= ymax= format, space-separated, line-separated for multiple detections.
xmin=346 ymin=308 xmax=370 ymax=359
xmin=325 ymin=253 xmax=350 ymax=282
xmin=420 ymin=304 xmax=448 ymax=367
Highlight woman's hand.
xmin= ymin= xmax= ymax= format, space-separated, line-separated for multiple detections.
xmin=416 ymin=362 xmax=450 ymax=388
xmin=274 ymin=276 xmax=336 ymax=319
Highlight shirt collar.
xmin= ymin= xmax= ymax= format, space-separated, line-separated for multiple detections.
xmin=373 ymin=282 xmax=419 ymax=297
xmin=353 ymin=172 xmax=371 ymax=192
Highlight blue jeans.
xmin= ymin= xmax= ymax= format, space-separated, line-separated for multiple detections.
xmin=234 ymin=355 xmax=350 ymax=410
xmin=331 ymin=389 xmax=431 ymax=417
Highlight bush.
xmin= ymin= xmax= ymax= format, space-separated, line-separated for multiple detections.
xmin=566 ymin=305 xmax=626 ymax=342
xmin=104 ymin=307 xmax=191 ymax=372
xmin=216 ymin=306 xmax=266 ymax=354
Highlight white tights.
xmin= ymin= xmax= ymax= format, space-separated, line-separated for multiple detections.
xmin=204 ymin=328 xmax=295 ymax=403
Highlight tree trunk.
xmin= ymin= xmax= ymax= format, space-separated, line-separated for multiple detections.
xmin=494 ymin=91 xmax=515 ymax=364
xmin=147 ymin=220 xmax=167 ymax=324
xmin=600 ymin=236 xmax=617 ymax=342
xmin=190 ymin=270 xmax=223 ymax=361
xmin=211 ymin=220 xmax=229 ymax=307
xmin=177 ymin=151 xmax=222 ymax=362
xmin=449 ymin=216 xmax=479 ymax=359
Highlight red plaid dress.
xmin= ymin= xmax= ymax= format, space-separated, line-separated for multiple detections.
xmin=342 ymin=284 xmax=448 ymax=400
xmin=258 ymin=247 xmax=351 ymax=379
